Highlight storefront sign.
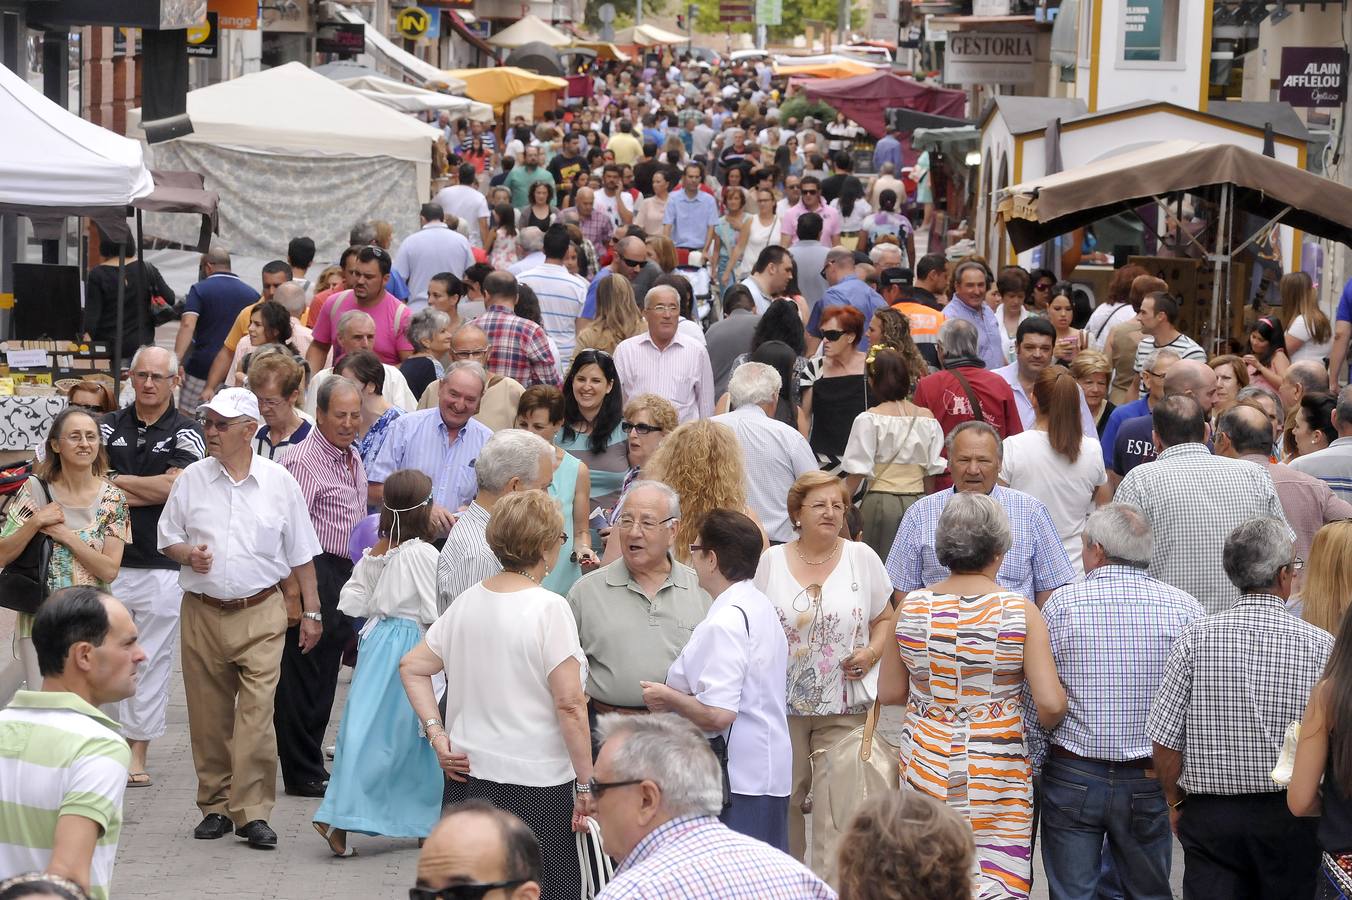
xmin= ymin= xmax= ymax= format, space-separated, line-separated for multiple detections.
xmin=395 ymin=6 xmax=432 ymax=38
xmin=186 ymin=12 xmax=219 ymax=58
xmin=316 ymin=21 xmax=366 ymax=54
xmin=208 ymin=0 xmax=258 ymax=30
xmin=944 ymin=32 xmax=1034 ymax=84
xmin=1279 ymin=47 xmax=1347 ymax=108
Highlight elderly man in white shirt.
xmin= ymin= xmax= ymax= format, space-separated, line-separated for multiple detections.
xmin=393 ymin=203 xmax=474 ymax=309
xmin=641 ymin=508 xmax=791 ymax=851
xmin=614 ymin=284 xmax=714 ymax=423
xmin=157 ymin=388 xmax=323 ymax=850
xmin=712 ymin=363 xmax=818 ymax=544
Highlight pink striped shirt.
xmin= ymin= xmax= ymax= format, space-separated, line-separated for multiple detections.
xmin=613 ymin=331 xmax=715 ymax=423
xmin=282 ymin=427 xmax=367 ymax=558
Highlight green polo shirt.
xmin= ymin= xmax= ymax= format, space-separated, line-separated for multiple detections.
xmin=567 ymin=555 xmax=713 ymax=707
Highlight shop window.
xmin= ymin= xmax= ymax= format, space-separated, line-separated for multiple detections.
xmin=1119 ymin=0 xmax=1183 ymax=67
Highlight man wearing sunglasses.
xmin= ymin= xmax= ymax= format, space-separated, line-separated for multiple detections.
xmin=411 ymin=801 xmax=541 ymax=900
xmin=806 ymin=247 xmax=887 ymax=355
xmin=577 ymin=234 xmax=661 ymax=333
xmin=778 ymin=175 xmax=841 ymax=249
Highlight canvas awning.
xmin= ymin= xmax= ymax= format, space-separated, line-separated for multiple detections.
xmin=437 ymin=67 xmax=568 ymax=111
xmin=504 ymin=41 xmax=566 ymax=78
xmin=613 ymin=24 xmax=688 ymax=46
xmin=801 ymin=71 xmax=966 ymax=139
xmin=995 ymin=139 xmax=1352 ymax=252
xmin=570 ymin=40 xmax=631 ymax=62
xmin=335 ymin=74 xmax=493 ymax=121
xmin=488 ymin=14 xmax=571 ymax=49
xmin=775 ymin=59 xmax=877 ymax=79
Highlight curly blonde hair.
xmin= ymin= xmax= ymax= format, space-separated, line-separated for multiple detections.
xmin=643 ymin=420 xmax=747 ymax=564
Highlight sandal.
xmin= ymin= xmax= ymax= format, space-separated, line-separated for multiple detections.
xmin=313 ymin=821 xmax=355 ymax=858
xmin=126 ymin=772 xmax=152 ymax=788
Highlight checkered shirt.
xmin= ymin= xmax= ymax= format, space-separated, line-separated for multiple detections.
xmin=475 ymin=307 xmax=560 ymax=388
xmin=1147 ymin=593 xmax=1332 ymax=795
xmin=1114 ymin=444 xmax=1292 ymax=614
xmin=558 ymin=205 xmax=614 ymax=251
xmin=885 ymin=486 xmax=1076 ymax=600
xmin=598 ymin=815 xmax=836 ymax=899
xmin=1040 ymin=565 xmax=1204 ymax=761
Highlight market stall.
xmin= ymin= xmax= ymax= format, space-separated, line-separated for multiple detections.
xmin=488 ymin=14 xmax=572 ymax=49
xmin=612 ymin=24 xmax=689 ymax=47
xmin=437 ymin=66 xmax=569 ymax=117
xmin=801 ymin=70 xmax=966 ymax=139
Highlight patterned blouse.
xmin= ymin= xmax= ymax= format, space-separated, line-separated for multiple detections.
xmin=357 ymin=407 xmax=404 ymax=473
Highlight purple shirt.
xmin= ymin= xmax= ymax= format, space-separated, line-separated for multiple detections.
xmin=943 ymin=296 xmax=1006 ymax=371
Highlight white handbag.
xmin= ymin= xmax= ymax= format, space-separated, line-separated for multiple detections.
xmin=576 ymin=816 xmax=614 ymax=899
xmin=1271 ymin=721 xmax=1301 ymax=786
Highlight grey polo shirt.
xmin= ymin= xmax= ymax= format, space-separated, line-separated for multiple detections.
xmin=566 ymin=555 xmax=712 ymax=707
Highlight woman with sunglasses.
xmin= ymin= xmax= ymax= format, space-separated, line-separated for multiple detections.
xmin=800 ymin=305 xmax=870 ymax=486
xmin=556 ymin=349 xmax=628 ymax=514
xmin=0 ymin=407 xmax=128 ymax=700
xmin=618 ymin=394 xmax=678 ymax=495
xmin=400 ymin=491 xmax=592 ymax=900
xmin=753 ymin=470 xmax=892 ymax=874
xmin=64 ymin=381 xmax=115 ymax=416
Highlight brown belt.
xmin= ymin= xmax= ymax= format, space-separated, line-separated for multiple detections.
xmin=1050 ymin=745 xmax=1152 ymax=769
xmin=591 ymin=698 xmax=648 ymax=717
xmin=191 ymin=584 xmax=279 ymax=611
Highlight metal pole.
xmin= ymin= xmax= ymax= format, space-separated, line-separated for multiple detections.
xmin=113 ymin=245 xmax=126 ymax=402
xmin=636 ymin=0 xmax=643 ymax=27
xmin=1209 ymin=185 xmax=1227 ymax=352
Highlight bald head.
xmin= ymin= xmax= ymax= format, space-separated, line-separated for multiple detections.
xmin=204 ymin=246 xmax=231 ymax=270
xmin=272 ymin=282 xmax=306 ymax=317
xmin=1162 ymin=360 xmax=1219 ymax=413
xmin=416 ymin=805 xmax=541 ymax=895
xmin=1216 ymin=402 xmax=1274 ymax=457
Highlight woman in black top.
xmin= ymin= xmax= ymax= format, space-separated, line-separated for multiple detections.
xmin=518 ymin=180 xmax=557 ymax=232
xmin=799 ymin=304 xmax=870 ymax=488
xmin=83 ymin=237 xmax=173 ymax=351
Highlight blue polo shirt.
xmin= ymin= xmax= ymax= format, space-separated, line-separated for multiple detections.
xmin=943 ymin=296 xmax=1007 ymax=371
xmin=806 ymin=276 xmax=888 ymax=350
xmin=1112 ymin=415 xmax=1157 ymax=476
xmin=182 ymin=272 xmax=259 ymax=379
xmin=663 ymin=190 xmax=720 ymax=250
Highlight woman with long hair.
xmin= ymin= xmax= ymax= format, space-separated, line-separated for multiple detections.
xmin=487 ymin=203 xmax=520 ymax=270
xmin=634 ymin=168 xmax=672 ymax=235
xmin=1245 ymin=316 xmax=1291 ymax=392
xmin=576 ymin=275 xmax=644 ymax=355
xmin=774 ymin=136 xmax=804 ymax=182
xmin=228 ymin=300 xmax=301 ymax=387
xmin=313 ymin=469 xmax=441 ymax=857
xmin=1281 ymin=270 xmax=1333 ymax=364
xmin=859 ymin=188 xmax=914 ymax=264
xmin=519 ymin=180 xmax=557 ymax=232
xmin=0 ymin=407 xmax=128 ymax=699
xmin=1048 ymin=282 xmax=1089 ymax=365
xmin=1000 ymin=365 xmax=1111 ymax=573
xmin=866 ymin=307 xmax=929 ymax=392
xmin=712 ymin=185 xmax=750 ymax=297
xmin=1296 ymin=520 xmax=1352 ymax=634
xmin=729 ymin=301 xmax=811 ymax=415
xmin=829 ymin=178 xmax=872 ymax=251
xmin=642 ymin=419 xmax=765 ymax=565
xmin=645 ymin=234 xmax=678 ymax=274
xmin=556 ymin=349 xmax=627 ymax=512
xmin=842 ymin=349 xmax=945 ymax=559
xmin=726 ymin=187 xmax=780 ymax=281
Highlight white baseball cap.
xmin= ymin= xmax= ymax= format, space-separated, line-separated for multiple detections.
xmin=198 ymin=387 xmax=259 ymax=422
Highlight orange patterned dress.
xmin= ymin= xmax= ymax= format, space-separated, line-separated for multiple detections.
xmin=896 ymin=589 xmax=1032 ymax=900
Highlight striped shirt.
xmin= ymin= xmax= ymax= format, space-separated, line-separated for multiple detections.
xmin=614 ymin=331 xmax=715 ymax=424
xmin=282 ymin=427 xmax=367 ymax=558
xmin=366 ymin=408 xmax=491 ymax=513
xmin=517 ymin=262 xmax=589 ymax=371
xmin=599 ymin=815 xmax=835 ymax=899
xmin=435 ymin=502 xmax=499 ymax=613
xmin=0 ymin=691 xmax=131 ymax=900
xmin=1288 ymin=438 xmax=1352 ymax=503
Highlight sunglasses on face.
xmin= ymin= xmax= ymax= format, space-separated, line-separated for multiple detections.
xmin=801 ymin=188 xmax=819 ymax=195
xmin=820 ymin=329 xmax=849 ymax=342
xmin=620 ymin=257 xmax=646 ymax=268
xmin=1035 ymin=282 xmax=1053 ymax=291
xmin=408 ymin=881 xmax=527 ymax=900
xmin=621 ymin=420 xmax=662 ymax=435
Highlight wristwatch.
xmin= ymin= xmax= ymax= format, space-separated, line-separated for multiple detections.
xmin=420 ymin=717 xmax=444 ymax=738
xmin=301 ymin=611 xmax=322 ymax=622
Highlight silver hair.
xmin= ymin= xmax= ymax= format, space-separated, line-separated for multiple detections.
xmin=934 ymin=492 xmax=1011 ymax=573
xmin=407 ymin=308 xmax=451 ymax=352
xmin=130 ymin=345 xmax=179 ymax=376
xmin=1082 ymin=503 xmax=1152 ymax=568
xmin=952 ymin=259 xmax=988 ymax=287
xmin=443 ymin=359 xmax=488 ymax=391
xmin=1237 ymin=384 xmax=1284 ymax=421
xmin=617 ymin=479 xmax=680 ymax=520
xmin=475 ymin=429 xmax=553 ymax=493
xmin=272 ymin=282 xmax=307 ymax=317
xmin=945 ymin=420 xmax=1003 ymax=460
xmin=316 ymin=374 xmax=361 ymax=414
xmin=643 ymin=284 xmax=680 ymax=308
xmin=937 ymin=318 xmax=979 ymax=360
xmin=1224 ymin=517 xmax=1295 ymax=593
xmin=517 ymin=226 xmax=545 ymax=253
xmin=1144 ymin=347 xmax=1181 ymax=371
xmin=727 ymin=362 xmax=781 ymax=410
xmin=349 ymin=221 xmax=378 ymax=245
xmin=336 ymin=309 xmax=375 ymax=337
xmin=869 ymin=244 xmax=901 ymax=266
xmin=594 ymin=713 xmax=724 ymax=818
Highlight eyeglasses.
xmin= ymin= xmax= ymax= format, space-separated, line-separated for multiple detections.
xmin=452 ymin=347 xmax=490 ymax=359
xmin=585 ymin=777 xmax=644 ymax=798
xmin=1290 ymin=557 xmax=1305 ymax=572
xmin=820 ymin=329 xmax=848 ymax=342
xmin=255 ymin=396 xmax=289 ymax=411
xmin=365 ymin=246 xmax=389 ymax=259
xmin=1034 ymin=282 xmax=1054 ymax=292
xmin=615 ymin=515 xmax=676 ymax=532
xmin=130 ymin=370 xmax=172 ymax=384
xmin=69 ymin=402 xmax=103 ymax=414
xmin=647 ymin=304 xmax=679 ymax=314
xmin=621 ymin=421 xmax=662 ymax=435
xmin=408 ymin=881 xmax=528 ymax=900
xmin=688 ymin=543 xmax=706 ymax=555
xmin=801 ymin=188 xmax=819 ymax=195
xmin=620 ymin=257 xmax=647 ymax=269
xmin=197 ymin=416 xmax=246 ymax=433
xmin=559 ymin=532 xmax=569 ymax=545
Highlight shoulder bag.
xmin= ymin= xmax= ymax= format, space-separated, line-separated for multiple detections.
xmin=0 ymin=478 xmax=54 ymax=615
xmin=576 ymin=815 xmax=614 ymax=899
xmin=808 ymin=698 xmax=901 ymax=859
xmin=949 ymin=368 xmax=986 ymax=424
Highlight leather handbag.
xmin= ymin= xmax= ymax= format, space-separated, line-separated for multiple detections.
xmin=575 ymin=815 xmax=613 ymax=899
xmin=808 ymin=699 xmax=901 ymax=842
xmin=0 ymin=478 xmax=54 ymax=616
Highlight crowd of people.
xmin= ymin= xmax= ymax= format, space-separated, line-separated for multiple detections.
xmin=6 ymin=49 xmax=1352 ymax=900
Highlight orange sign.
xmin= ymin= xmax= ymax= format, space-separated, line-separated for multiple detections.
xmin=208 ymin=0 xmax=258 ymax=30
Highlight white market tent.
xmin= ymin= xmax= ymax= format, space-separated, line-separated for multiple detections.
xmin=0 ymin=60 xmax=152 ymax=240
xmin=613 ymin=24 xmax=688 ymax=46
xmin=336 ymin=73 xmax=494 ymax=121
xmin=488 ymin=14 xmax=572 ymax=49
xmin=129 ymin=62 xmax=440 ymax=261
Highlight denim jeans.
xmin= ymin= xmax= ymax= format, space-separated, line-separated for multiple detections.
xmin=1039 ymin=756 xmax=1173 ymax=900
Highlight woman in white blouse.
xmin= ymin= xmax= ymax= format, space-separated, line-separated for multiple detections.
xmin=313 ymin=469 xmax=441 ymax=857
xmin=754 ymin=471 xmax=893 ymax=876
xmin=400 ymin=490 xmax=593 ymax=900
xmin=641 ymin=509 xmax=791 ymax=851
xmin=1281 ymin=271 xmax=1334 ymax=363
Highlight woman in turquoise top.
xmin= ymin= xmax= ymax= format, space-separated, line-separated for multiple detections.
xmin=711 ymin=185 xmax=750 ymax=299
xmin=515 ymin=386 xmax=598 ymax=595
xmin=555 ymin=349 xmax=628 ymax=513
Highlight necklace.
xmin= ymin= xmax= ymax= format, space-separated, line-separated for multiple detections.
xmin=794 ymin=539 xmax=840 ymax=567
xmin=510 ymin=570 xmax=539 ymax=584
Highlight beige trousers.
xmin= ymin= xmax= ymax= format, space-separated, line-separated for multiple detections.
xmin=788 ymin=711 xmax=868 ymax=875
xmin=180 ymin=591 xmax=286 ymax=827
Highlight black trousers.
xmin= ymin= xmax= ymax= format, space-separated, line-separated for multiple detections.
xmin=275 ymin=552 xmax=354 ymax=789
xmin=1178 ymin=791 xmax=1319 ymax=900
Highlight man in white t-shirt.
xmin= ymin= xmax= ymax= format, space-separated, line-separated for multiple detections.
xmin=432 ymin=163 xmax=491 ymax=250
xmin=594 ymin=164 xmax=635 ymax=230
xmin=1133 ymin=291 xmax=1205 ymax=378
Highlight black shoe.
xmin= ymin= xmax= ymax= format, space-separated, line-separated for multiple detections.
xmin=284 ymin=780 xmax=328 ymax=798
xmin=236 ymin=819 xmax=278 ymax=849
xmin=193 ymin=813 xmax=233 ymax=840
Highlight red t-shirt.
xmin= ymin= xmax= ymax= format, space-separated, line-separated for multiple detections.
xmin=912 ymin=366 xmax=1024 ymax=491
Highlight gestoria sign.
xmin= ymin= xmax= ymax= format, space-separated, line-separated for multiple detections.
xmin=944 ymin=32 xmax=1034 ymax=85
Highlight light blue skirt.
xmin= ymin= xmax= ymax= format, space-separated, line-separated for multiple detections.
xmin=314 ymin=617 xmax=442 ymax=838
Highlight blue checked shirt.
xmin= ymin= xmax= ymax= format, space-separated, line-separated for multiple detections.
xmin=885 ymin=486 xmax=1076 ymax=601
xmin=1038 ymin=564 xmax=1204 ymax=761
xmin=366 ymin=408 xmax=490 ymax=513
xmin=598 ymin=815 xmax=836 ymax=899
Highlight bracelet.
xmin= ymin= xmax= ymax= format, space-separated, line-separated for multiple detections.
xmin=1169 ymin=796 xmax=1185 ymax=810
xmin=574 ymin=780 xmax=592 ymax=794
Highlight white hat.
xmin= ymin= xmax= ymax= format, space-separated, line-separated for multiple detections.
xmin=198 ymin=387 xmax=259 ymax=422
